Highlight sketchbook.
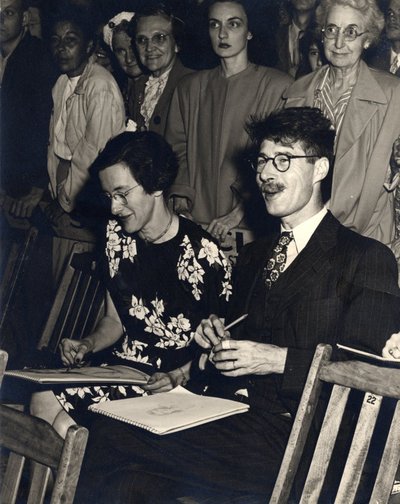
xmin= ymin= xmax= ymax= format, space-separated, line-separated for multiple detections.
xmin=5 ymin=365 xmax=150 ymax=385
xmin=337 ymin=344 xmax=400 ymax=365
xmin=88 ymin=386 xmax=250 ymax=435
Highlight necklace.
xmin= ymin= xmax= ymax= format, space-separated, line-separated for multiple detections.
xmin=143 ymin=213 xmax=174 ymax=244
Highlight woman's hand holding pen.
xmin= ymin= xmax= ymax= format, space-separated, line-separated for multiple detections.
xmin=59 ymin=338 xmax=94 ymax=368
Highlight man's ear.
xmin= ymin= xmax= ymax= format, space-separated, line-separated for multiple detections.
xmin=313 ymin=157 xmax=329 ymax=184
xmin=247 ymin=31 xmax=253 ymax=41
xmin=154 ymin=190 xmax=163 ymax=198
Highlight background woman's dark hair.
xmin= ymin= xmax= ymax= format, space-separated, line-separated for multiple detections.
xmin=90 ymin=131 xmax=179 ymax=196
xmin=204 ymin=0 xmax=256 ymax=34
xmin=129 ymin=1 xmax=185 ymax=51
xmin=42 ymin=2 xmax=96 ymax=44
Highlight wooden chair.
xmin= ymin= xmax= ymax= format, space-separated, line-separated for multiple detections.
xmin=271 ymin=344 xmax=400 ymax=504
xmin=37 ymin=242 xmax=104 ymax=355
xmin=0 ymin=226 xmax=38 ymax=339
xmin=0 ymin=348 xmax=89 ymax=504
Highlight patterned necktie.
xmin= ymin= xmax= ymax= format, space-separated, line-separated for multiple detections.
xmin=390 ymin=54 xmax=400 ymax=75
xmin=263 ymin=231 xmax=294 ymax=289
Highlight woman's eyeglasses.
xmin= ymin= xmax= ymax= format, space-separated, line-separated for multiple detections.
xmin=135 ymin=33 xmax=171 ymax=47
xmin=322 ymin=24 xmax=369 ymax=42
xmin=101 ymin=183 xmax=141 ymax=206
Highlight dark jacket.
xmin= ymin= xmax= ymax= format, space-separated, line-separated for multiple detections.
xmin=1 ymin=33 xmax=58 ymax=197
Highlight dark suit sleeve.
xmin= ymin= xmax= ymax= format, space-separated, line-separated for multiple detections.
xmin=281 ymin=241 xmax=400 ymax=398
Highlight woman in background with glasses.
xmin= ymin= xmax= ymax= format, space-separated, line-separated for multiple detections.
xmin=283 ymin=0 xmax=400 ymax=263
xmin=129 ymin=3 xmax=193 ymax=136
xmin=31 ymin=131 xmax=232 ymax=436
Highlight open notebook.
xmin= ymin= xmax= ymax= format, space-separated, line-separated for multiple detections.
xmin=337 ymin=344 xmax=400 ymax=365
xmin=5 ymin=365 xmax=150 ymax=385
xmin=89 ymin=386 xmax=250 ymax=435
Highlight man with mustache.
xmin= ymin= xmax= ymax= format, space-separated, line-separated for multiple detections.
xmin=74 ymin=107 xmax=400 ymax=503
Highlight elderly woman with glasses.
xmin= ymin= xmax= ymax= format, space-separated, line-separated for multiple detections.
xmin=31 ymin=131 xmax=232 ymax=436
xmin=283 ymin=0 xmax=400 ymax=259
xmin=128 ymin=2 xmax=193 ymax=136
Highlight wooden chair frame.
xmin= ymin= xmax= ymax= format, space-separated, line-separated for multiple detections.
xmin=271 ymin=344 xmax=400 ymax=504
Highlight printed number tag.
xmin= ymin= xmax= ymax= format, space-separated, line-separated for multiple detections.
xmin=366 ymin=394 xmax=377 ymax=405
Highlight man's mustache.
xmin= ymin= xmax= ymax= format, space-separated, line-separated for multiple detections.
xmin=261 ymin=181 xmax=286 ymax=194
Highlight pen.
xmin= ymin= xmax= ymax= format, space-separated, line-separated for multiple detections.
xmin=223 ymin=313 xmax=248 ymax=332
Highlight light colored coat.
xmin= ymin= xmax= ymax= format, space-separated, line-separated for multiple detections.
xmin=283 ymin=61 xmax=400 ymax=246
xmin=48 ymin=57 xmax=125 ymax=212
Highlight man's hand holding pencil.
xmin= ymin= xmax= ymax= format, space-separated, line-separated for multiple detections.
xmin=194 ymin=314 xmax=288 ymax=377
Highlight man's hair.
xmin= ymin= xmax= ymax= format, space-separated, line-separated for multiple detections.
xmin=247 ymin=107 xmax=334 ymax=164
xmin=247 ymin=107 xmax=335 ymax=201
xmin=90 ymin=131 xmax=178 ymax=195
xmin=130 ymin=2 xmax=184 ymax=50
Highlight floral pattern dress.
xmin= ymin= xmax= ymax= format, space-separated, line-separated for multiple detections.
xmin=56 ymin=217 xmax=232 ymax=421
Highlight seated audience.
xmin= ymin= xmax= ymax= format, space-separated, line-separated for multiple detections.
xmin=102 ymin=11 xmax=145 ymax=130
xmin=166 ymin=0 xmax=292 ymax=242
xmin=275 ymin=0 xmax=318 ymax=77
xmin=129 ymin=2 xmax=193 ymax=136
xmin=31 ymin=131 xmax=232 ymax=437
xmin=283 ymin=0 xmax=400 ymax=257
xmin=366 ymin=0 xmax=400 ymax=77
xmin=45 ymin=4 xmax=125 ymax=282
xmin=74 ymin=107 xmax=400 ymax=504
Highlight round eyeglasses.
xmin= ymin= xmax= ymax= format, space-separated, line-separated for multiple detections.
xmin=322 ymin=24 xmax=369 ymax=42
xmin=135 ymin=33 xmax=171 ymax=47
xmin=101 ymin=183 xmax=141 ymax=206
xmin=250 ymin=154 xmax=317 ymax=174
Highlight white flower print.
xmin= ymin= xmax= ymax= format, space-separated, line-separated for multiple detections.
xmin=108 ymin=257 xmax=120 ymax=278
xmin=145 ymin=313 xmax=166 ymax=337
xmin=65 ymin=387 xmax=93 ymax=399
xmin=129 ymin=295 xmax=150 ymax=320
xmin=113 ymin=336 xmax=150 ymax=364
xmin=151 ymin=298 xmax=165 ymax=316
xmin=167 ymin=314 xmax=191 ymax=334
xmin=106 ymin=220 xmax=122 ymax=259
xmin=91 ymin=387 xmax=111 ymax=403
xmin=56 ymin=392 xmax=74 ymax=412
xmin=199 ymin=238 xmax=223 ymax=266
xmin=221 ymin=280 xmax=232 ymax=301
xmin=122 ymin=237 xmax=137 ymax=262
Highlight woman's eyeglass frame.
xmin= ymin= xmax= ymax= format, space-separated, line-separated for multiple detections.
xmin=321 ymin=24 xmax=369 ymax=42
xmin=101 ymin=183 xmax=141 ymax=206
xmin=135 ymin=33 xmax=172 ymax=48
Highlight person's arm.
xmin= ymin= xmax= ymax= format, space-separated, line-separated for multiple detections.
xmin=165 ymin=83 xmax=195 ymax=212
xmin=59 ymin=291 xmax=124 ymax=366
xmin=58 ymin=88 xmax=125 ymax=212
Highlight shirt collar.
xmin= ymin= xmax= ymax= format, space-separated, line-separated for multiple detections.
xmin=390 ymin=48 xmax=400 ymax=64
xmin=281 ymin=207 xmax=327 ymax=253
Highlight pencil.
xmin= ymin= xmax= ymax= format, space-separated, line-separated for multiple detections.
xmin=224 ymin=314 xmax=248 ymax=332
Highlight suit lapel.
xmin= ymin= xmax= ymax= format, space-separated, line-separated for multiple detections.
xmin=335 ymin=61 xmax=387 ymax=162
xmin=271 ymin=213 xmax=339 ymax=316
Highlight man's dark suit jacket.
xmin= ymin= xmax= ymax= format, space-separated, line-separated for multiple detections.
xmin=275 ymin=24 xmax=292 ymax=75
xmin=227 ymin=212 xmax=400 ymax=415
xmin=0 ymin=34 xmax=58 ymax=197
xmin=366 ymin=39 xmax=400 ymax=77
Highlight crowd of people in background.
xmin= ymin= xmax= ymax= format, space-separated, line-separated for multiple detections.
xmin=1 ymin=0 xmax=400 ymax=500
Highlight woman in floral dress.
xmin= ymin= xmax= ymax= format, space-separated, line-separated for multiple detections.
xmin=31 ymin=131 xmax=232 ymax=436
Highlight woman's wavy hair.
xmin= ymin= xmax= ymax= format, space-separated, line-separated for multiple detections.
xmin=90 ymin=131 xmax=178 ymax=196
xmin=315 ymin=0 xmax=384 ymax=45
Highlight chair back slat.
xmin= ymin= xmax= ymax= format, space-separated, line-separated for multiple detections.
xmin=370 ymin=402 xmax=400 ymax=503
xmin=1 ymin=452 xmax=25 ymax=504
xmin=27 ymin=463 xmax=51 ymax=504
xmin=334 ymin=392 xmax=383 ymax=504
xmin=271 ymin=344 xmax=400 ymax=504
xmin=37 ymin=243 xmax=104 ymax=353
xmin=270 ymin=344 xmax=332 ymax=504
xmin=300 ymin=384 xmax=350 ymax=504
